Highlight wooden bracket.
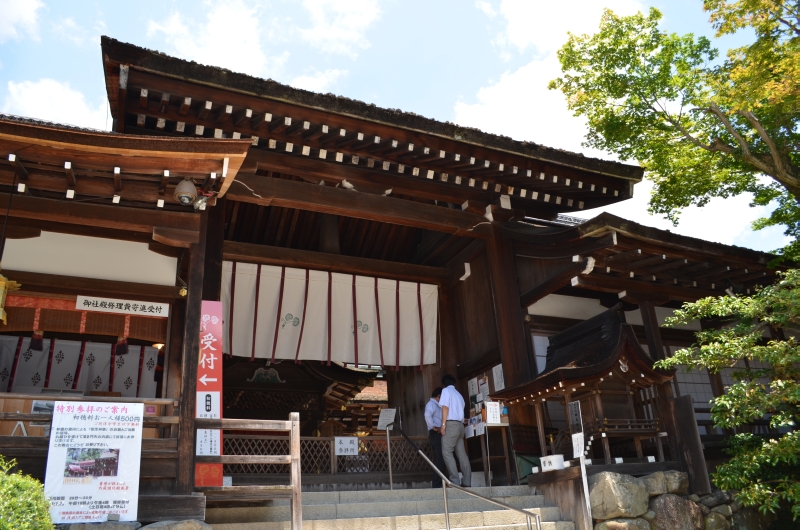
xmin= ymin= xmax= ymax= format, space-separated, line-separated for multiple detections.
xmin=153 ymin=227 xmax=200 ymax=248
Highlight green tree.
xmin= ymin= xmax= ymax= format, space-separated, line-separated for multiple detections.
xmin=0 ymin=455 xmax=52 ymax=530
xmin=549 ymin=1 xmax=800 ymax=257
xmin=550 ymin=1 xmax=800 ymax=518
xmin=656 ymin=271 xmax=800 ymax=518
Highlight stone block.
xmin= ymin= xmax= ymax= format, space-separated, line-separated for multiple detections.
xmin=663 ymin=472 xmax=689 ymax=495
xmin=648 ymin=493 xmax=703 ymax=530
xmin=700 ymin=492 xmax=728 ymax=509
xmin=642 ymin=472 xmax=668 ymax=497
xmin=687 ymin=495 xmax=701 ymax=503
xmin=594 ymin=518 xmax=652 ymax=530
xmin=698 ymin=504 xmax=710 ymax=516
xmin=704 ymin=513 xmax=731 ymax=530
xmin=643 ymin=510 xmax=656 ymax=521
xmin=712 ymin=505 xmax=732 ymax=517
xmin=589 ymin=472 xmax=649 ymax=520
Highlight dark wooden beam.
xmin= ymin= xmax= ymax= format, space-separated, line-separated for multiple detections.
xmin=639 ymin=300 xmax=666 ymax=360
xmin=226 ymin=174 xmax=490 ymax=238
xmin=245 ymin=148 xmax=491 ymax=205
xmin=0 ymin=193 xmax=200 ymax=234
xmin=6 ymin=269 xmax=182 ymax=301
xmin=153 ymin=227 xmax=200 ymax=248
xmin=222 ymin=240 xmax=446 ymax=284
xmin=318 ymin=214 xmax=340 ymax=254
xmin=175 ymin=210 xmax=207 ymax=494
xmin=456 ymin=347 xmax=500 ymax=380
xmin=571 ymin=273 xmax=719 ymax=302
xmin=202 ymin=197 xmax=225 ymax=301
xmin=486 ymin=223 xmax=532 ymax=387
xmin=514 ymin=232 xmax=616 ymax=260
xmin=520 ymin=259 xmax=592 ymax=307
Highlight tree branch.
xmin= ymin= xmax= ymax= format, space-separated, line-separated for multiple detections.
xmin=739 ymin=110 xmax=791 ymax=178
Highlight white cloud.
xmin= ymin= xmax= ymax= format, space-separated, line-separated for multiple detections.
xmin=290 ymin=69 xmax=347 ymax=93
xmin=495 ymin=0 xmax=642 ymax=55
xmin=299 ymin=0 xmax=381 ymax=58
xmin=0 ymin=0 xmax=44 ymax=43
xmin=3 ymin=79 xmax=109 ymax=131
xmin=53 ymin=17 xmax=86 ymax=46
xmin=457 ymin=0 xmax=784 ymax=252
xmin=476 ymin=1 xmax=497 ymax=18
xmin=148 ymin=1 xmax=288 ymax=79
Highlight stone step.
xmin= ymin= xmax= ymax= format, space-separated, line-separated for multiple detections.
xmin=207 ymin=498 xmax=554 ymax=524
xmin=242 ymin=486 xmax=535 ymax=506
xmin=209 ymin=508 xmax=575 ymax=530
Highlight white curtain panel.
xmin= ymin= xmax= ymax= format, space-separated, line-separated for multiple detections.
xmin=76 ymin=342 xmax=112 ymax=393
xmin=47 ymin=340 xmax=83 ymax=391
xmin=221 ymin=261 xmax=438 ymax=366
xmin=111 ymin=346 xmax=142 ymax=398
xmin=136 ymin=346 xmax=159 ymax=398
xmin=0 ymin=336 xmax=19 ymax=392
xmin=11 ymin=338 xmax=51 ymax=392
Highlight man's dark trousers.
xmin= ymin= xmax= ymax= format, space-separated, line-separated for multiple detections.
xmin=428 ymin=429 xmax=447 ymax=488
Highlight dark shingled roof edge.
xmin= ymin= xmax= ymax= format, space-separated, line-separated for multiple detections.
xmin=100 ymin=36 xmax=644 ymax=182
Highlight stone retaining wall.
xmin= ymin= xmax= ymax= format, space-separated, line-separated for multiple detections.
xmin=588 ymin=471 xmax=763 ymax=530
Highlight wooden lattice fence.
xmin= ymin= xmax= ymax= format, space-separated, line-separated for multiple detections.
xmin=223 ymin=435 xmax=433 ymax=475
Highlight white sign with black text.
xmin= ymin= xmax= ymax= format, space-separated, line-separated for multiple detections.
xmin=44 ymin=401 xmax=143 ymax=523
xmin=335 ymin=437 xmax=359 ymax=456
xmin=76 ymin=296 xmax=169 ymax=318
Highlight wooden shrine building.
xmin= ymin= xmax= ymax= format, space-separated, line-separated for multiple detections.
xmin=0 ymin=36 xmax=783 ymax=521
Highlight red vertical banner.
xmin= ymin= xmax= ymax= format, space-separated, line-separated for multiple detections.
xmin=195 ymin=300 xmax=224 ymax=487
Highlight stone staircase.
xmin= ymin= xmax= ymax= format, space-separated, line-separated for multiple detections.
xmin=205 ymin=485 xmax=574 ymax=530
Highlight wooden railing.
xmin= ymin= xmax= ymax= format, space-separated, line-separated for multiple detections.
xmin=583 ymin=418 xmax=659 ymax=435
xmin=194 ymin=413 xmax=302 ymax=529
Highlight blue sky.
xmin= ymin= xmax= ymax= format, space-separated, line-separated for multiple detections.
xmin=0 ymin=0 xmax=788 ymax=253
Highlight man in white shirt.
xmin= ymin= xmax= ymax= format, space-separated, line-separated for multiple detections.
xmin=424 ymin=387 xmax=447 ymax=487
xmin=439 ymin=374 xmax=471 ymax=487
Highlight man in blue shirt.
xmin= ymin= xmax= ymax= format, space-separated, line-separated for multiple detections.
xmin=424 ymin=387 xmax=447 ymax=487
xmin=439 ymin=374 xmax=471 ymax=487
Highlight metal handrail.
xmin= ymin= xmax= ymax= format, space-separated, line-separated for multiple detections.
xmin=387 ymin=422 xmax=542 ymax=530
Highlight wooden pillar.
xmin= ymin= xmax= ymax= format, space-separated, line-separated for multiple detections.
xmin=485 ymin=224 xmax=532 ymax=387
xmin=673 ymin=395 xmax=712 ymax=495
xmin=175 ymin=211 xmax=208 ymax=495
xmin=535 ymin=402 xmax=548 ymax=456
xmin=438 ymin=286 xmax=460 ymax=381
xmin=165 ymin=299 xmax=186 ymax=437
xmin=639 ymin=301 xmax=682 ymax=463
xmin=202 ymin=197 xmax=226 ymax=301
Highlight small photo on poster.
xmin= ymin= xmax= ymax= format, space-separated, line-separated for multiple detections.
xmin=64 ymin=448 xmax=120 ymax=479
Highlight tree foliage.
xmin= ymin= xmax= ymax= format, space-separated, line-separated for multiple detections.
xmin=551 ymin=1 xmax=800 ymax=518
xmin=0 ymin=455 xmax=52 ymax=530
xmin=656 ymin=270 xmax=800 ymax=519
xmin=549 ymin=1 xmax=800 ymax=258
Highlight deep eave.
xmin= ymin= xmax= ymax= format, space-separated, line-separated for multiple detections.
xmin=100 ymin=36 xmax=643 ymax=183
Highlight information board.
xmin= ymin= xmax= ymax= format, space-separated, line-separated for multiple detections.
xmin=568 ymin=400 xmax=583 ymax=433
xmin=491 ymin=364 xmax=505 ymax=392
xmin=44 ymin=401 xmax=143 ymax=523
xmin=376 ymin=408 xmax=396 ymax=430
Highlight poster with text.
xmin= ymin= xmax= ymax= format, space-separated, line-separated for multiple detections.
xmin=44 ymin=401 xmax=143 ymax=523
xmin=196 ymin=300 xmax=224 ymax=487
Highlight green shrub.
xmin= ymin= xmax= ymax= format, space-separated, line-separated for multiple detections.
xmin=0 ymin=455 xmax=52 ymax=530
